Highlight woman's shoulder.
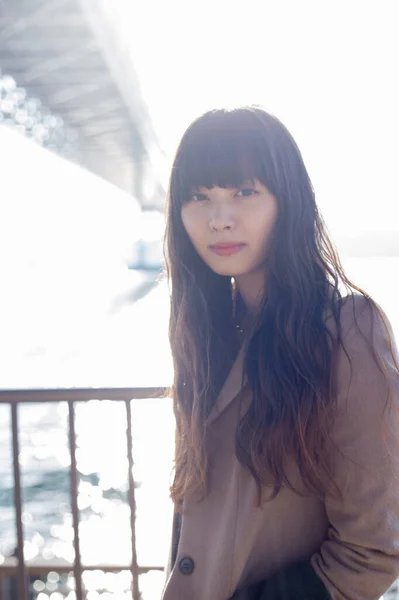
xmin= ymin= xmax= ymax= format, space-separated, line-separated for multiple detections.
xmin=325 ymin=293 xmax=399 ymax=427
xmin=325 ymin=291 xmax=395 ymax=348
xmin=324 ymin=292 xmax=399 ymax=403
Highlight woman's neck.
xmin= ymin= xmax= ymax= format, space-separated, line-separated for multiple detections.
xmin=234 ymin=270 xmax=265 ymax=313
xmin=232 ymin=283 xmax=253 ymax=335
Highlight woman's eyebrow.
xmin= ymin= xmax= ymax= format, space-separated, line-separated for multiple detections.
xmin=241 ymin=178 xmax=257 ymax=186
xmin=189 ymin=179 xmax=258 ymax=194
xmin=192 ymin=179 xmax=257 ymax=189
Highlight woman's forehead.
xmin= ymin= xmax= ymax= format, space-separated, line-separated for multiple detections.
xmin=180 ymin=155 xmax=261 ymax=189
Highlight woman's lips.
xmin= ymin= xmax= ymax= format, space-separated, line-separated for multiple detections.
xmin=210 ymin=244 xmax=246 ymax=256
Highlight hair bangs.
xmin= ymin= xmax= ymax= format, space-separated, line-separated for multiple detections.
xmin=173 ymin=113 xmax=275 ymax=207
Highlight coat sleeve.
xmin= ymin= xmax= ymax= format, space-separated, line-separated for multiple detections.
xmin=309 ymin=296 xmax=399 ymax=600
xmin=232 ymin=297 xmax=399 ymax=600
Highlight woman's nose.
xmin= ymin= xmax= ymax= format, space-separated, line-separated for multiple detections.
xmin=208 ymin=206 xmax=235 ymax=231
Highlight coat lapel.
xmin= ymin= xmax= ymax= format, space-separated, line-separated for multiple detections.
xmin=205 ymin=344 xmax=250 ymax=427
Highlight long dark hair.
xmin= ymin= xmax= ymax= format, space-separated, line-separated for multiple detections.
xmin=163 ymin=105 xmax=396 ymax=512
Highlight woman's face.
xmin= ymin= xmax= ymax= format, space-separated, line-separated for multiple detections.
xmin=180 ymin=178 xmax=278 ymax=277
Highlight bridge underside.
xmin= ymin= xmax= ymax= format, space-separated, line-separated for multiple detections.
xmin=0 ymin=0 xmax=165 ymax=209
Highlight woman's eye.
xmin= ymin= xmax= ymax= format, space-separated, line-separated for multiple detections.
xmin=191 ymin=193 xmax=207 ymax=202
xmin=187 ymin=188 xmax=257 ymax=202
xmin=237 ymin=188 xmax=257 ymax=197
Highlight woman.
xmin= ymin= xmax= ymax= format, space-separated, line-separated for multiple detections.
xmin=160 ymin=105 xmax=399 ymax=600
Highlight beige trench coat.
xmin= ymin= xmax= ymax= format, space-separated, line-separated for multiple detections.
xmin=161 ymin=296 xmax=399 ymax=600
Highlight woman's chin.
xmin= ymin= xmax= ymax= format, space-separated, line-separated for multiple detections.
xmin=208 ymin=265 xmax=249 ymax=277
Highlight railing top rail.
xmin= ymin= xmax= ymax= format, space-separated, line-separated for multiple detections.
xmin=0 ymin=387 xmax=170 ymax=403
xmin=0 ymin=561 xmax=164 ymax=575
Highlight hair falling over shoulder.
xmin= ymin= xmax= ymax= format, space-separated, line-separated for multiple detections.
xmin=161 ymin=105 xmax=399 ymax=513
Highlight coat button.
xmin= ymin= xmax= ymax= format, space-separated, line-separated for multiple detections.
xmin=179 ymin=556 xmax=195 ymax=575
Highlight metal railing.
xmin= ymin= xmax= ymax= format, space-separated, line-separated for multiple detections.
xmin=0 ymin=387 xmax=169 ymax=600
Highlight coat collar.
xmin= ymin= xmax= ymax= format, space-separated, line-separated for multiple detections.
xmin=205 ymin=344 xmax=250 ymax=427
xmin=205 ymin=384 xmax=251 ymax=427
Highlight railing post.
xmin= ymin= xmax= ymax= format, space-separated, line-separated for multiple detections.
xmin=125 ymin=399 xmax=140 ymax=600
xmin=0 ymin=388 xmax=169 ymax=598
xmin=11 ymin=402 xmax=29 ymax=600
xmin=68 ymin=400 xmax=84 ymax=600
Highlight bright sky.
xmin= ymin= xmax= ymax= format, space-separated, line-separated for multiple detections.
xmin=115 ymin=0 xmax=399 ymax=239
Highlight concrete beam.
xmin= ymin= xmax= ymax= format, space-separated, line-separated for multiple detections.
xmin=0 ymin=0 xmax=72 ymax=43
xmin=13 ymin=44 xmax=98 ymax=84
xmin=77 ymin=0 xmax=167 ymax=209
xmin=47 ymin=82 xmax=112 ymax=106
xmin=0 ymin=54 xmax=103 ymax=72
